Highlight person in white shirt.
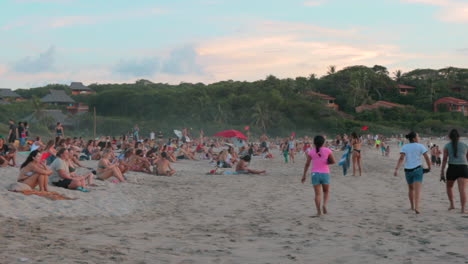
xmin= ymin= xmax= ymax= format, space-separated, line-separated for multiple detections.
xmin=394 ymin=131 xmax=431 ymax=214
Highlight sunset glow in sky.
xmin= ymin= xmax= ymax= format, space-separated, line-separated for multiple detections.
xmin=1 ymin=0 xmax=468 ymax=88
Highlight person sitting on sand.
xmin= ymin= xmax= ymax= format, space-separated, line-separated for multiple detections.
xmin=30 ymin=136 xmax=45 ymax=152
xmin=394 ymin=131 xmax=431 ymax=214
xmin=49 ymin=148 xmax=90 ymax=192
xmin=127 ymin=149 xmax=153 ymax=173
xmin=440 ymin=129 xmax=467 ymax=214
xmin=66 ymin=148 xmax=95 ymax=187
xmin=176 ymin=144 xmax=196 ymax=160
xmin=262 ymin=147 xmax=273 ymax=159
xmin=302 ymin=135 xmax=336 ymax=216
xmin=18 ymin=150 xmax=52 ymax=191
xmin=217 ymin=150 xmax=231 ymax=168
xmin=96 ymin=149 xmax=126 ymax=182
xmin=42 ymin=140 xmax=57 ymax=165
xmin=228 ymin=146 xmax=238 ymax=164
xmin=236 ymin=155 xmax=266 ymax=174
xmin=0 ymin=137 xmax=17 ymax=167
xmin=155 ymin=152 xmax=176 ymax=176
xmin=161 ymin=145 xmax=177 ymax=162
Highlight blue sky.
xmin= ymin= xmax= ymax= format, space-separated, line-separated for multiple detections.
xmin=1 ymin=0 xmax=468 ymax=88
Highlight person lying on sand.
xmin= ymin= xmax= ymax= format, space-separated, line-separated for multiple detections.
xmin=96 ymin=149 xmax=126 ymax=182
xmin=235 ymin=155 xmax=266 ymax=174
xmin=18 ymin=150 xmax=52 ymax=191
xmin=155 ymin=152 xmax=176 ymax=176
xmin=50 ymin=148 xmax=91 ymax=192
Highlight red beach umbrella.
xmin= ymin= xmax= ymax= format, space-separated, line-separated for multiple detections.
xmin=213 ymin=130 xmax=248 ymax=140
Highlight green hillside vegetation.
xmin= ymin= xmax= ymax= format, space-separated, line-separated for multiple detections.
xmin=4 ymin=65 xmax=467 ymax=138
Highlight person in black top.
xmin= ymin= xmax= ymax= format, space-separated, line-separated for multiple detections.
xmin=18 ymin=122 xmax=26 ymax=148
xmin=8 ymin=119 xmax=17 ymax=143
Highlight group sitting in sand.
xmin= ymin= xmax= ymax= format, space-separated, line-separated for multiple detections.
xmin=3 ymin=125 xmax=465 ymax=217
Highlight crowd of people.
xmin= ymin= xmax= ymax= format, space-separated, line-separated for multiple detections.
xmin=1 ymin=121 xmax=466 ymax=216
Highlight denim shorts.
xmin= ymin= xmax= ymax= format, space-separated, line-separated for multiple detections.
xmin=405 ymin=167 xmax=423 ymax=184
xmin=311 ymin=172 xmax=330 ymax=186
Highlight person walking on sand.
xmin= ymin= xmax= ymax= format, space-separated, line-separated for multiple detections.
xmin=351 ymin=132 xmax=362 ymax=176
xmin=302 ymin=135 xmax=336 ymax=216
xmin=440 ymin=129 xmax=467 ymax=214
xmin=394 ymin=131 xmax=431 ymax=214
xmin=288 ymin=135 xmax=296 ymax=163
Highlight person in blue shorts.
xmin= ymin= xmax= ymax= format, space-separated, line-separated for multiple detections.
xmin=302 ymin=135 xmax=336 ymax=216
xmin=394 ymin=131 xmax=431 ymax=214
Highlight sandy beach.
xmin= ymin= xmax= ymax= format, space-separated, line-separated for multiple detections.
xmin=1 ymin=140 xmax=467 ymax=264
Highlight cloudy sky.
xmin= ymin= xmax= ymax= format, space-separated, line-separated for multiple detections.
xmin=1 ymin=0 xmax=468 ymax=88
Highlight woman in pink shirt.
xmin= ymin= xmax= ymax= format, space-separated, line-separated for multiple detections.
xmin=302 ymin=135 xmax=336 ymax=216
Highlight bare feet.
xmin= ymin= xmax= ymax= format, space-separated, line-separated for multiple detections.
xmin=415 ymin=209 xmax=420 ymax=214
xmin=322 ymin=206 xmax=327 ymax=214
xmin=461 ymin=209 xmax=467 ymax=214
xmin=448 ymin=206 xmax=455 ymax=210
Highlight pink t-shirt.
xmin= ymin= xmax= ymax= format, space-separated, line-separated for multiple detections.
xmin=308 ymin=147 xmax=332 ymax=173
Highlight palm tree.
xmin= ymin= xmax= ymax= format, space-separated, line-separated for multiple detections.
xmin=327 ymin=65 xmax=336 ymax=75
xmin=251 ymin=102 xmax=272 ymax=132
xmin=393 ymin=70 xmax=402 ymax=83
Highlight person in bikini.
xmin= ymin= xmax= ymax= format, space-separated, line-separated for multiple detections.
xmin=155 ymin=152 xmax=176 ymax=176
xmin=18 ymin=150 xmax=52 ymax=191
xmin=351 ymin=132 xmax=362 ymax=176
xmin=55 ymin=122 xmax=64 ymax=138
xmin=235 ymin=155 xmax=266 ymax=174
xmin=128 ymin=149 xmax=153 ymax=173
xmin=66 ymin=148 xmax=96 ymax=187
xmin=96 ymin=149 xmax=126 ymax=182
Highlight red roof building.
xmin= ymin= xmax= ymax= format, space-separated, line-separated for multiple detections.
xmin=67 ymin=102 xmax=90 ymax=115
xmin=397 ymin=84 xmax=416 ymax=95
xmin=434 ymin=97 xmax=468 ymax=116
xmin=307 ymin=91 xmax=339 ymax=110
xmin=355 ymin=101 xmax=405 ymax=113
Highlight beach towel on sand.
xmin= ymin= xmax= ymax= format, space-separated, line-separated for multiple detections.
xmin=339 ymin=145 xmax=351 ymax=176
xmin=15 ymin=190 xmax=77 ymax=200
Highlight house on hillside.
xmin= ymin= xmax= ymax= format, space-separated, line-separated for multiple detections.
xmin=24 ymin=109 xmax=75 ymax=128
xmin=67 ymin=102 xmax=89 ymax=115
xmin=434 ymin=97 xmax=468 ymax=116
xmin=450 ymin=86 xmax=466 ymax=94
xmin=0 ymin=88 xmax=23 ymax=102
xmin=70 ymin=82 xmax=94 ymax=95
xmin=397 ymin=84 xmax=416 ymax=95
xmin=355 ymin=101 xmax=405 ymax=113
xmin=306 ymin=91 xmax=339 ymax=110
xmin=41 ymin=90 xmax=75 ymax=105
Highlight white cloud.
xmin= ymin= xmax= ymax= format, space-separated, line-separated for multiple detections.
xmin=402 ymin=0 xmax=468 ymax=23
